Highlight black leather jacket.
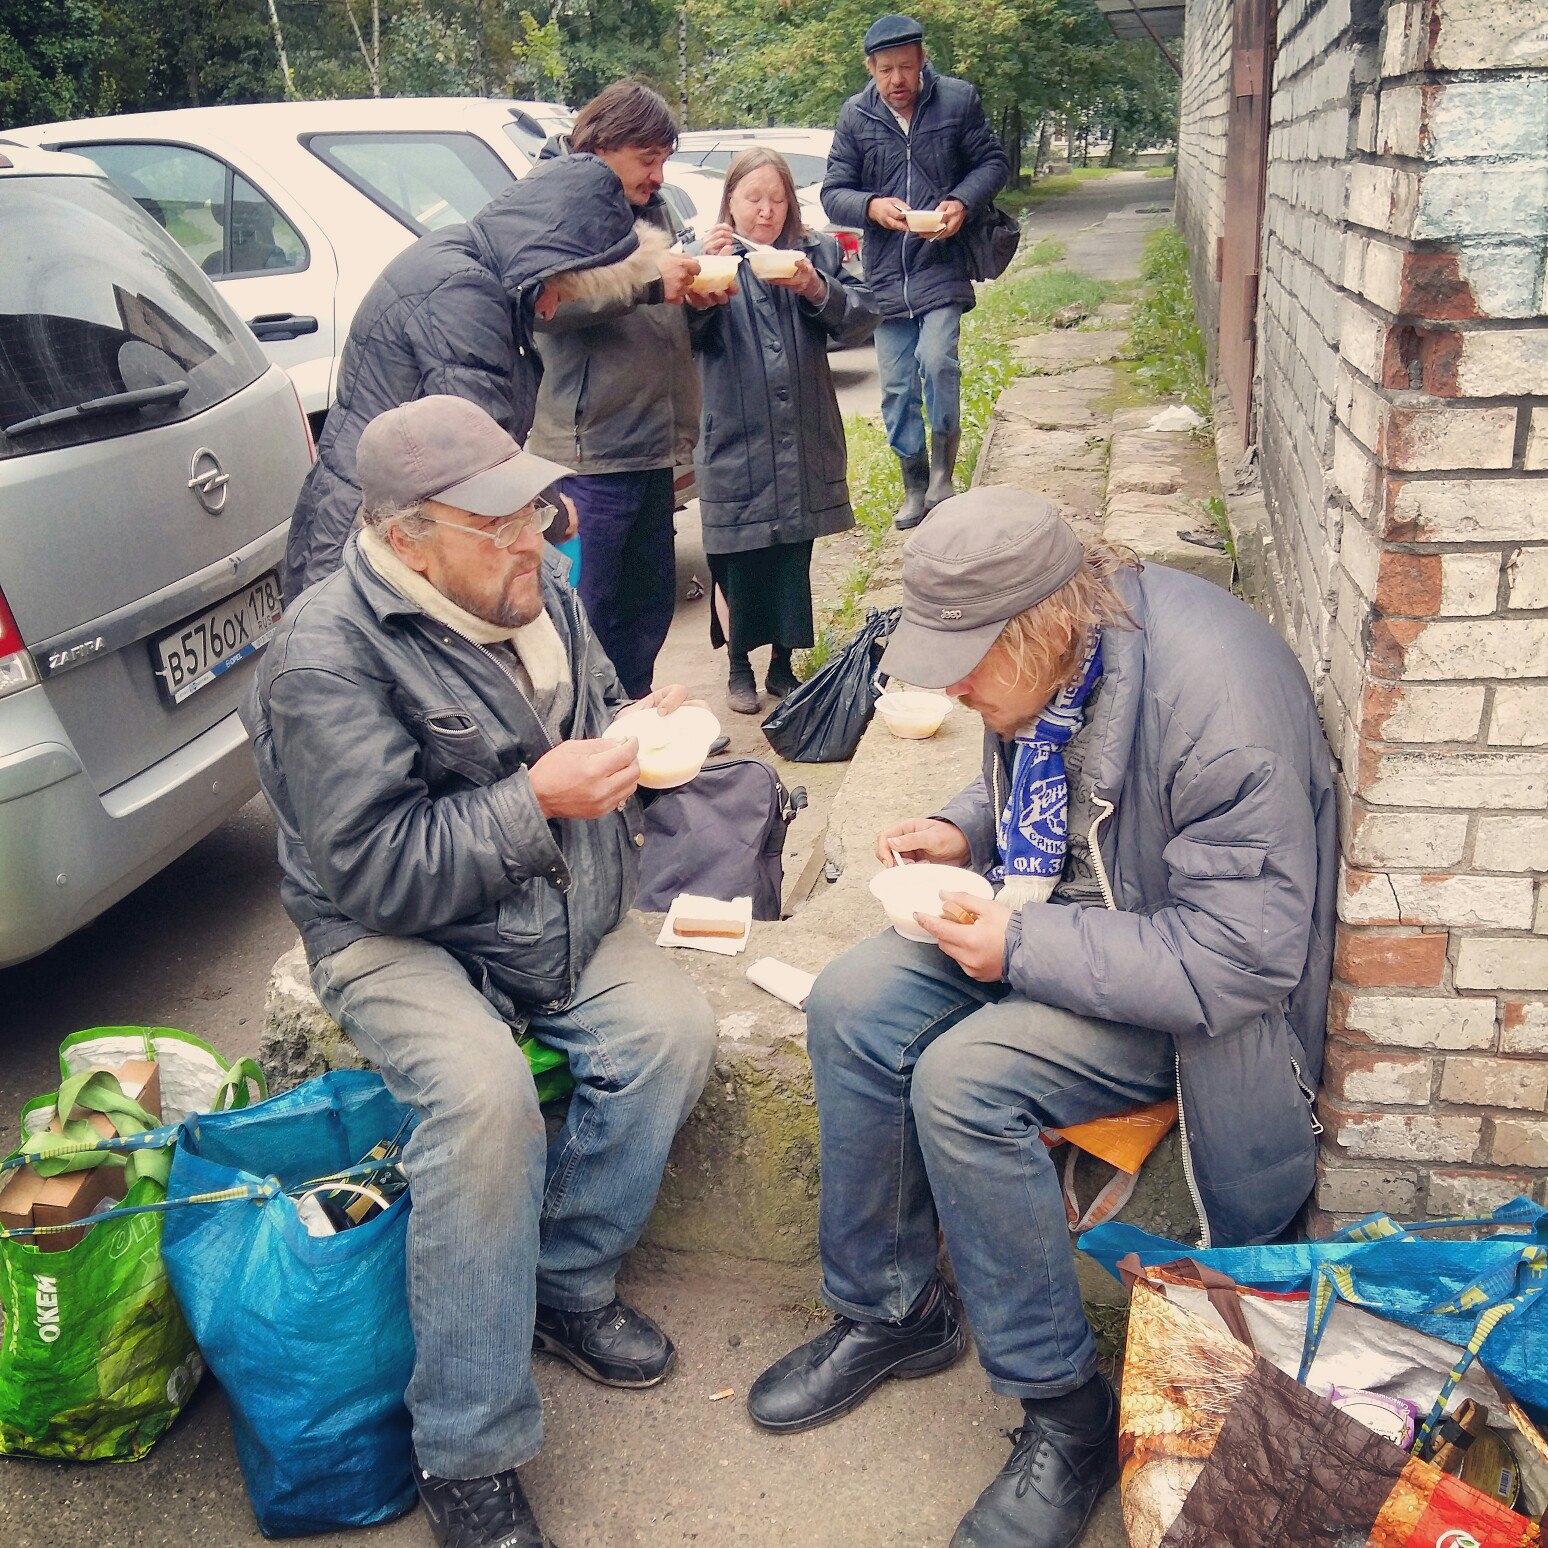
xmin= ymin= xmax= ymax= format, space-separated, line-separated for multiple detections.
xmin=245 ymin=537 xmax=642 ymax=1022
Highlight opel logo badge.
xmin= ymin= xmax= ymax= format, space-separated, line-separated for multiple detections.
xmin=188 ymin=447 xmax=230 ymax=514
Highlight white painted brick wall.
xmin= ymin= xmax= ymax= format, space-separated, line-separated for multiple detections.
xmin=1179 ymin=0 xmax=1548 ymax=1217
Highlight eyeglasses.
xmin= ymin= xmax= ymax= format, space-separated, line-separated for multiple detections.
xmin=416 ymin=496 xmax=558 ymax=549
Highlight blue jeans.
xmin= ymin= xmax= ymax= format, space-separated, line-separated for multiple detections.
xmin=312 ymin=921 xmax=716 ymax=1478
xmin=875 ymin=306 xmax=964 ymax=458
xmin=565 ymin=468 xmax=677 ymax=699
xmin=806 ymin=927 xmax=1173 ymax=1398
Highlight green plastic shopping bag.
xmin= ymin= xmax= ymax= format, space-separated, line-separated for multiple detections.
xmin=0 ymin=1026 xmax=265 ymax=1462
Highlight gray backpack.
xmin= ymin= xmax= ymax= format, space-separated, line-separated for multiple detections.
xmin=636 ymin=759 xmax=806 ymax=921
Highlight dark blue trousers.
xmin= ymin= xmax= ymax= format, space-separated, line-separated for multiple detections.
xmin=565 ymin=468 xmax=676 ymax=700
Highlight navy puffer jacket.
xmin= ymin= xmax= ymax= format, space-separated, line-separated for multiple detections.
xmin=821 ymin=65 xmax=1009 ymax=320
xmin=282 ymin=155 xmax=642 ymax=600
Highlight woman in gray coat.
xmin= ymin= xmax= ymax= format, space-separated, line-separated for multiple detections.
xmin=688 ymin=149 xmax=873 ymax=714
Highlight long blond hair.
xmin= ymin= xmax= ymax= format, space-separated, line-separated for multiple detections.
xmin=989 ymin=544 xmax=1140 ymax=692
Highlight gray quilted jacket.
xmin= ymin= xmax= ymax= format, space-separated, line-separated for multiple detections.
xmin=935 ymin=562 xmax=1338 ymax=1248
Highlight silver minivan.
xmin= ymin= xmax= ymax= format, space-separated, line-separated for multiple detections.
xmin=0 ymin=141 xmax=314 ymax=967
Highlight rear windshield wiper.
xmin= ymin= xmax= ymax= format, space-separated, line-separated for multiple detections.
xmin=4 ymin=381 xmax=190 ymax=438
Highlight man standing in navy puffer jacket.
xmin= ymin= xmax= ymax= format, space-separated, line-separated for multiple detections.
xmin=822 ymin=14 xmax=1009 ymax=530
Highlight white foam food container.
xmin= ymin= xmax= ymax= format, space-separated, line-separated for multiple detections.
xmin=869 ymin=863 xmax=994 ymax=943
xmin=604 ymin=704 xmax=722 ymax=789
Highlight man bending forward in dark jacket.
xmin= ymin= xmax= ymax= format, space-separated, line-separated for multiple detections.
xmin=747 ymin=489 xmax=1336 ymax=1548
xmin=247 ymin=397 xmax=715 ymax=1548
xmin=822 ymin=13 xmax=1008 ymax=529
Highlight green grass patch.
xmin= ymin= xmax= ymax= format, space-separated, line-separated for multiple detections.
xmin=1143 ymin=165 xmax=1176 ymax=179
xmin=1123 ymin=225 xmax=1210 ymax=420
xmin=802 ymin=257 xmax=1113 ymax=674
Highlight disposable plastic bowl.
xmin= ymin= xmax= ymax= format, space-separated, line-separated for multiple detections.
xmin=874 ymin=690 xmax=952 ymax=740
xmin=604 ymin=704 xmax=722 ymax=789
xmin=690 ymin=254 xmax=742 ymax=292
xmin=869 ymin=864 xmax=994 ymax=944
xmin=747 ymin=249 xmax=800 ymax=280
xmin=905 ymin=209 xmax=945 ymax=234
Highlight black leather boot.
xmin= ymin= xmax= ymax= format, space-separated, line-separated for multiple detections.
xmin=747 ymin=1279 xmax=966 ymax=1433
xmin=765 ymin=648 xmax=799 ymax=699
xmin=926 ymin=431 xmax=961 ymax=509
xmin=895 ymin=451 xmax=931 ymax=530
xmin=533 ymin=1297 xmax=675 ymax=1387
xmin=415 ymin=1460 xmax=555 ymax=1548
xmin=950 ymin=1375 xmax=1119 ymax=1548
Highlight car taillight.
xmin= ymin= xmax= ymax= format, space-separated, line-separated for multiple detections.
xmin=292 ymin=380 xmax=316 ymax=464
xmin=0 ymin=586 xmax=39 ymax=699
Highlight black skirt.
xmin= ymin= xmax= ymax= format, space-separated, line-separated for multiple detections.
xmin=707 ymin=540 xmax=816 ymax=654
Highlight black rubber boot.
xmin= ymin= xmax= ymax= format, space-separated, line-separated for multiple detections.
xmin=746 ymin=1279 xmax=966 ymax=1433
xmin=949 ymin=1374 xmax=1119 ymax=1548
xmin=895 ymin=451 xmax=931 ymax=530
xmin=416 ymin=1460 xmax=555 ymax=1548
xmin=926 ymin=431 xmax=961 ymax=509
xmin=765 ymin=648 xmax=800 ymax=699
xmin=727 ymin=655 xmax=760 ymax=715
xmin=532 ymin=1297 xmax=675 ymax=1387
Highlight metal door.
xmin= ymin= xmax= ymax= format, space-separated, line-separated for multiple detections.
xmin=1218 ymin=0 xmax=1274 ymax=446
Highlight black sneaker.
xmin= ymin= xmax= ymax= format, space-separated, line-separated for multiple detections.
xmin=949 ymin=1377 xmax=1119 ymax=1548
xmin=746 ymin=1279 xmax=966 ymax=1433
xmin=415 ymin=1460 xmax=554 ymax=1548
xmin=533 ymin=1297 xmax=675 ymax=1387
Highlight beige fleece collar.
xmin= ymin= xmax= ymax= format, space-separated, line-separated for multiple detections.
xmin=358 ymin=526 xmax=570 ymax=692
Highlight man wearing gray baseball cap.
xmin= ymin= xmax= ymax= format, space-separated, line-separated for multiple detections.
xmin=749 ymin=488 xmax=1336 ymax=1548
xmin=245 ymin=396 xmax=716 ymax=1548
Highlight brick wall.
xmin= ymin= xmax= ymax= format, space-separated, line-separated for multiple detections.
xmin=1177 ymin=0 xmax=1548 ymax=1224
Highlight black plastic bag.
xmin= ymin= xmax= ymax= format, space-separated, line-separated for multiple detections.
xmin=636 ymin=759 xmax=806 ymax=920
xmin=962 ymin=203 xmax=1022 ymax=281
xmin=761 ymin=607 xmax=898 ymax=763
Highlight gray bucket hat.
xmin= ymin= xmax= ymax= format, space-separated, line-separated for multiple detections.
xmin=357 ymin=395 xmax=572 ymax=519
xmin=879 ymin=487 xmax=1084 ymax=689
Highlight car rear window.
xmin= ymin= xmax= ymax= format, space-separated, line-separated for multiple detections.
xmin=306 ymin=131 xmax=515 ymax=233
xmin=0 ymin=174 xmax=269 ymax=460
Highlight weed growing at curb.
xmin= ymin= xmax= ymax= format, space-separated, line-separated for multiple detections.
xmin=1124 ymin=226 xmax=1210 ymax=419
xmin=801 ymin=243 xmax=1112 ymax=675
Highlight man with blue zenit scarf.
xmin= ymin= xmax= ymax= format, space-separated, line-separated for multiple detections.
xmin=747 ymin=487 xmax=1338 ymax=1548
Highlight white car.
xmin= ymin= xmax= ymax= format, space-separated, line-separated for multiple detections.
xmin=670 ymin=126 xmax=864 ymax=277
xmin=11 ymin=98 xmax=704 ymax=427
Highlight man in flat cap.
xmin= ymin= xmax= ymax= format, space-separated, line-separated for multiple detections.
xmin=822 ymin=14 xmax=1008 ymax=529
xmin=748 ymin=489 xmax=1336 ymax=1548
xmin=247 ymin=396 xmax=715 ymax=1548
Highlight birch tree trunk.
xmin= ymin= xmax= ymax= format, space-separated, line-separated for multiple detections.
xmin=266 ymin=0 xmax=297 ymax=99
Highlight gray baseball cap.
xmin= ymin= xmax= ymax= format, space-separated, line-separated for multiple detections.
xmin=879 ymin=487 xmax=1084 ymax=688
xmin=357 ymin=396 xmax=572 ymax=519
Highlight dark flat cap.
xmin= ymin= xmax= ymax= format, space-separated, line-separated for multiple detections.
xmin=864 ymin=13 xmax=925 ymax=54
xmin=879 ymin=487 xmax=1084 ymax=688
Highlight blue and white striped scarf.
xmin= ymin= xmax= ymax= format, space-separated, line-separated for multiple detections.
xmin=992 ymin=631 xmax=1104 ymax=909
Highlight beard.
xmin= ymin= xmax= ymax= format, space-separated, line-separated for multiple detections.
xmin=441 ymin=568 xmax=544 ymax=630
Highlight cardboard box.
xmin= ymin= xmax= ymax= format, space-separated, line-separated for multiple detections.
xmin=46 ymin=1058 xmax=162 ymax=1143
xmin=0 ymin=1161 xmax=125 ymax=1251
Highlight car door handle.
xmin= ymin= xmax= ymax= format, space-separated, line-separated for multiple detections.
xmin=246 ymin=313 xmax=319 ymax=342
